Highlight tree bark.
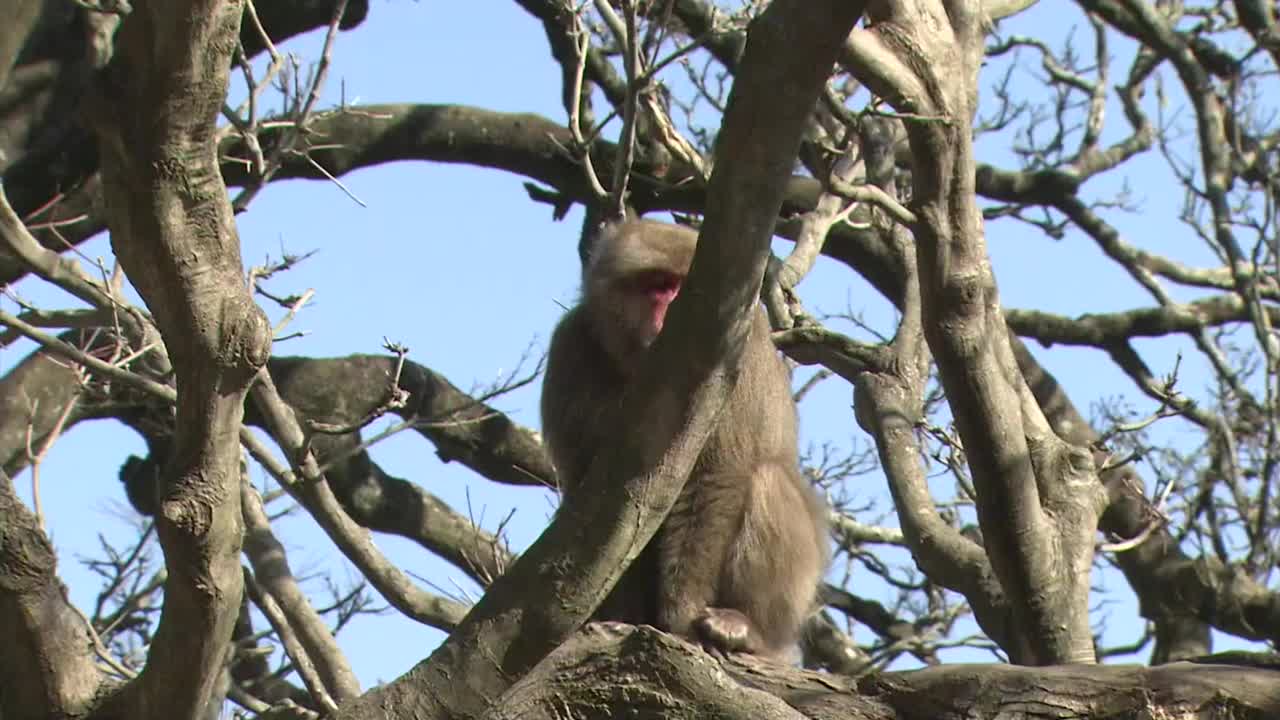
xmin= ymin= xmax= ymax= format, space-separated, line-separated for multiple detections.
xmin=84 ymin=1 xmax=271 ymax=716
xmin=493 ymin=625 xmax=1280 ymax=720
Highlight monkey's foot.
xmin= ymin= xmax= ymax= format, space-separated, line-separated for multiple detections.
xmin=693 ymin=607 xmax=764 ymax=655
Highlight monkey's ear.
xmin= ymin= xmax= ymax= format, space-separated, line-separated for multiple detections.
xmin=578 ymin=206 xmax=621 ymax=267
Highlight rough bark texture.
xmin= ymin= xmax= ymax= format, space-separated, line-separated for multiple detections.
xmin=493 ymin=625 xmax=1280 ymax=720
xmin=82 ymin=1 xmax=271 ymax=717
xmin=0 ymin=468 xmax=100 ymax=716
xmin=843 ymin=1 xmax=1107 ymax=663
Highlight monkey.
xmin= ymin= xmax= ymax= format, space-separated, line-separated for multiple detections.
xmin=541 ymin=218 xmax=829 ymax=657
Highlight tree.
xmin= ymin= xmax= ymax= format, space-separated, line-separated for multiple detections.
xmin=1 ymin=0 xmax=1279 ymax=717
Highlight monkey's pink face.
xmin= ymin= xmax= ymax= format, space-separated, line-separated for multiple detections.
xmin=628 ymin=269 xmax=683 ymax=344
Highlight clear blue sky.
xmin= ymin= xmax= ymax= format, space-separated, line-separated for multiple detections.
xmin=0 ymin=0 xmax=1253 ymax=691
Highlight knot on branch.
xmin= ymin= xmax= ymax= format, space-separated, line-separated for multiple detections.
xmin=1028 ymin=434 xmax=1106 ymax=510
xmin=159 ymin=470 xmax=243 ymax=542
xmin=219 ymin=297 xmax=272 ymax=381
xmin=928 ymin=269 xmax=992 ymax=355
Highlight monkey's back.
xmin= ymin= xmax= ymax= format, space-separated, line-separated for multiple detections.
xmin=540 ymin=306 xmax=624 ymax=495
xmin=675 ymin=309 xmax=829 ymax=653
xmin=697 ymin=309 xmax=799 ymax=472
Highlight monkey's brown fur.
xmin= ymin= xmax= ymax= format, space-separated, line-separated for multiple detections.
xmin=541 ymin=219 xmax=829 ymax=657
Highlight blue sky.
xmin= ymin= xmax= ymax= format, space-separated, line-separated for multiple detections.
xmin=0 ymin=0 xmax=1257 ymax=691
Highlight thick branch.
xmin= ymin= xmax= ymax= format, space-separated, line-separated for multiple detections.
xmin=85 ymin=1 xmax=272 ymax=716
xmin=0 ymin=469 xmax=101 ymax=717
xmin=493 ymin=624 xmax=1280 ymax=719
xmin=845 ymin=1 xmax=1107 ymax=664
xmin=0 ymin=0 xmax=42 ymax=95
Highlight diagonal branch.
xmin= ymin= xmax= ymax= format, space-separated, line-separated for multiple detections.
xmin=333 ymin=2 xmax=865 ymax=716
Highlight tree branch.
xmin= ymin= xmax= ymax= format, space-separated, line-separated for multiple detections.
xmin=85 ymin=1 xmax=273 ymax=716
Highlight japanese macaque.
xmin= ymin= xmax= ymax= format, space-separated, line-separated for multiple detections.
xmin=541 ymin=219 xmax=829 ymax=657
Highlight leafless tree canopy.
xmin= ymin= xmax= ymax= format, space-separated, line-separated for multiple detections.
xmin=2 ymin=0 xmax=1280 ymax=718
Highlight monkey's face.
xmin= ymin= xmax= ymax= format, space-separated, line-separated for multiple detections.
xmin=624 ymin=269 xmax=682 ymax=347
xmin=582 ymin=220 xmax=696 ymax=373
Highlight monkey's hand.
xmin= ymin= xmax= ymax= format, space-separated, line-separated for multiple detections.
xmin=693 ymin=607 xmax=766 ymax=656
